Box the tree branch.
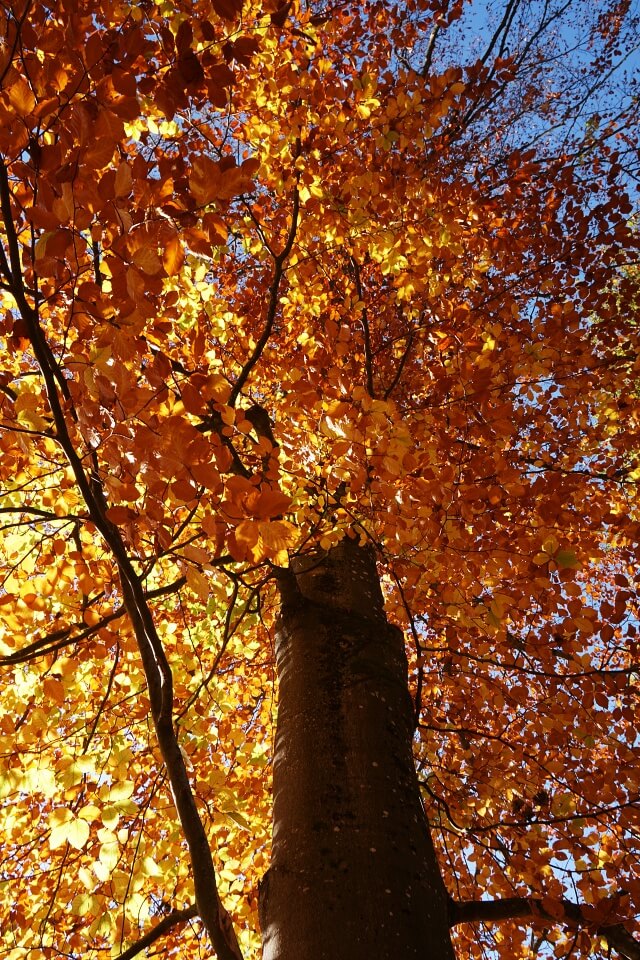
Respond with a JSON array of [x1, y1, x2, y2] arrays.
[[0, 158, 243, 960], [115, 905, 199, 960], [0, 577, 186, 666], [383, 330, 413, 400], [349, 255, 375, 398], [229, 184, 299, 406], [420, 23, 439, 78], [451, 896, 640, 960]]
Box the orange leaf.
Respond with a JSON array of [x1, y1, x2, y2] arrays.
[[43, 677, 65, 705], [203, 213, 229, 245], [132, 246, 163, 275], [7, 78, 35, 115], [106, 506, 137, 524], [259, 519, 297, 559], [252, 489, 291, 519], [83, 137, 116, 170], [163, 236, 184, 275], [190, 460, 222, 491], [114, 160, 132, 198], [235, 518, 260, 548], [211, 0, 243, 20], [171, 479, 198, 502], [190, 156, 255, 205], [186, 565, 210, 601]]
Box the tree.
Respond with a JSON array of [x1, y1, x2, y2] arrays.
[[0, 0, 639, 958]]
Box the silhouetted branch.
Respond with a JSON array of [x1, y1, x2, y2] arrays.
[[451, 895, 640, 960], [115, 905, 199, 960], [0, 578, 187, 666]]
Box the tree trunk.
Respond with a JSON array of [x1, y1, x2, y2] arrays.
[[259, 538, 455, 960]]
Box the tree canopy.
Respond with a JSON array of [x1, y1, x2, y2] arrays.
[[0, 0, 639, 958]]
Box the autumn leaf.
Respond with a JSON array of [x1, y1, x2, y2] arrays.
[[49, 810, 90, 850], [555, 548, 581, 570], [7, 77, 35, 115], [251, 489, 291, 519], [106, 506, 138, 524], [211, 0, 244, 21], [132, 246, 163, 275], [189, 157, 258, 205], [163, 235, 184, 275]]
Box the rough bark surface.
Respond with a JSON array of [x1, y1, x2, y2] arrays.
[[259, 538, 455, 960]]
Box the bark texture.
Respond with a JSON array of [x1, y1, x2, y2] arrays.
[[260, 537, 455, 960]]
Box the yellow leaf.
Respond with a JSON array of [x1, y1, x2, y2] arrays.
[[532, 551, 550, 565], [71, 893, 98, 917], [101, 807, 119, 831], [102, 781, 135, 802], [93, 858, 111, 882], [49, 809, 72, 849], [98, 841, 119, 871], [17, 407, 49, 431], [225, 810, 250, 830], [141, 856, 163, 878], [66, 821, 90, 854]]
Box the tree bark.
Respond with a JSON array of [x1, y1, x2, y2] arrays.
[[259, 537, 455, 960]]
